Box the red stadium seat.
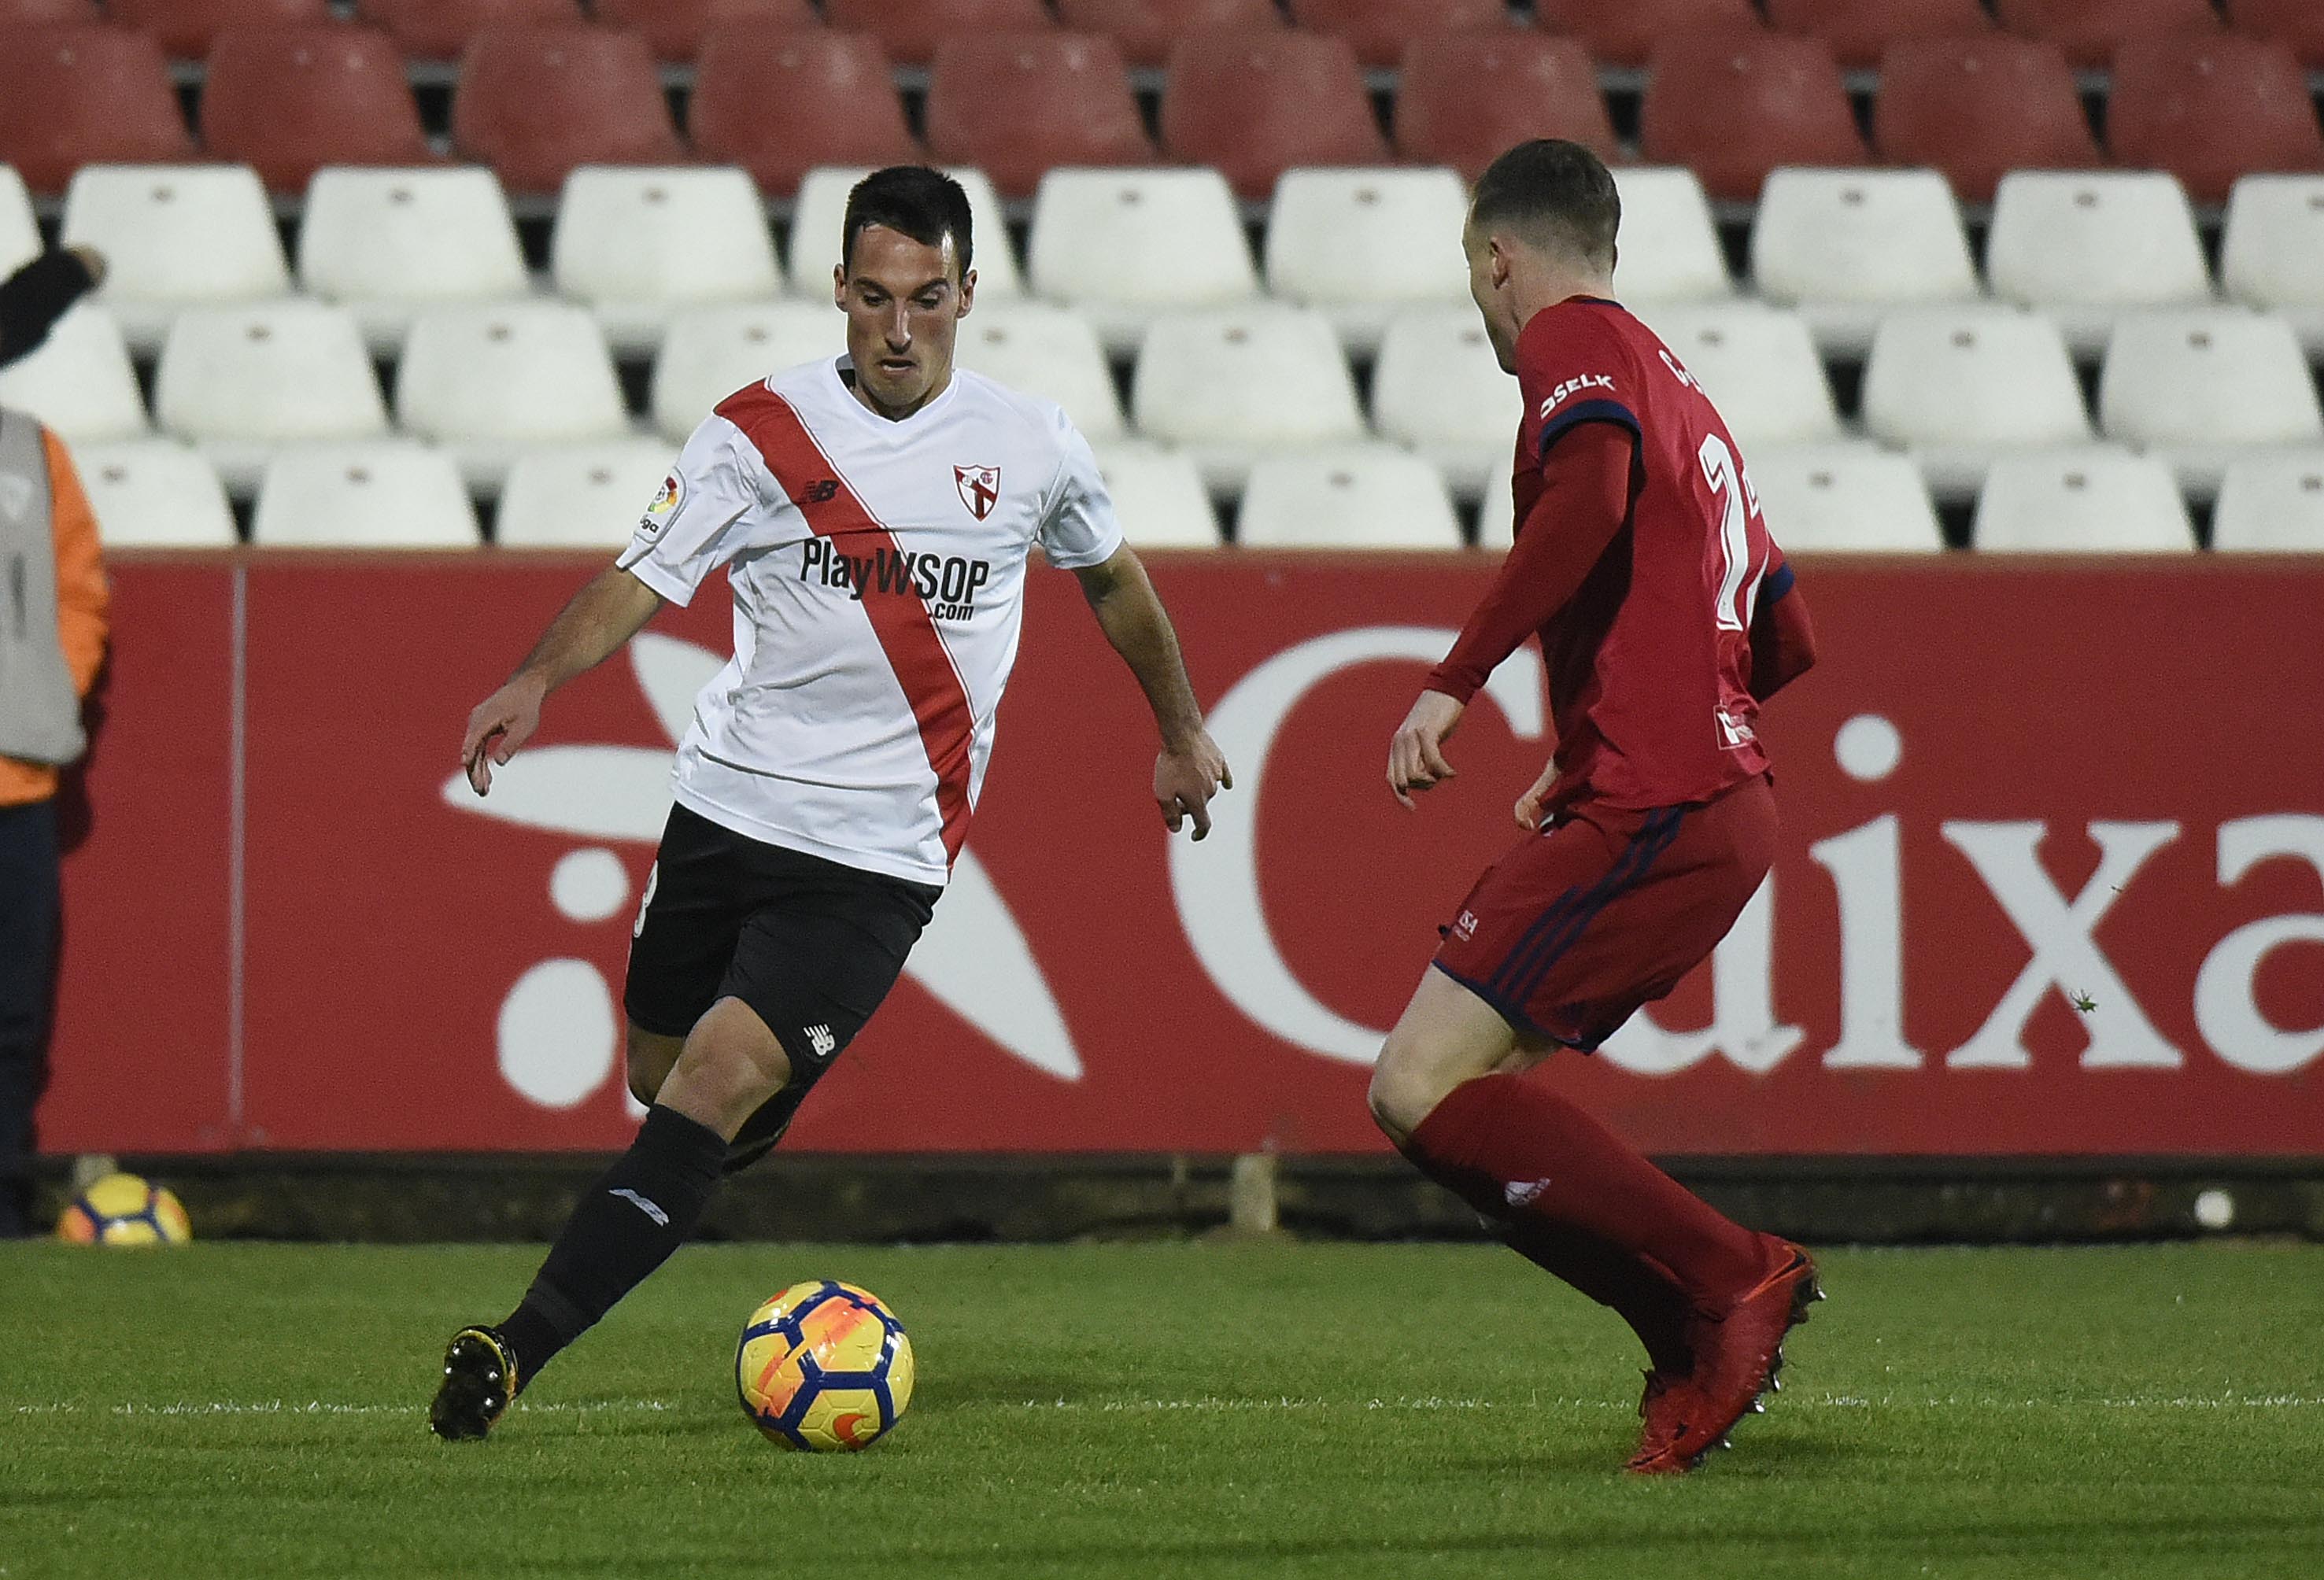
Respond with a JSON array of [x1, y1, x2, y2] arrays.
[[355, 0, 576, 62], [1640, 35, 1868, 203], [1287, 0, 1510, 70], [0, 24, 193, 194], [2108, 35, 2324, 205], [925, 34, 1152, 200], [690, 29, 919, 198], [1054, 0, 1280, 71], [821, 0, 1052, 68], [1160, 31, 1391, 201], [1873, 36, 2100, 205], [1534, 0, 1761, 70], [202, 25, 431, 194], [107, 0, 330, 59], [450, 25, 682, 196], [2226, 0, 2324, 70], [0, 1, 97, 22], [1764, 0, 1993, 69], [1395, 33, 1619, 183], [1991, 0, 2219, 68], [593, 0, 815, 63]]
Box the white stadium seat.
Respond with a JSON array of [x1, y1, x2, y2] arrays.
[[154, 301, 390, 493], [1029, 167, 1258, 356], [0, 305, 148, 444], [1131, 306, 1365, 494], [1237, 446, 1463, 549], [298, 167, 530, 354], [0, 166, 36, 277], [397, 302, 631, 491], [2098, 311, 2324, 499], [252, 444, 482, 547], [955, 303, 1125, 441], [61, 164, 290, 353], [1637, 305, 1841, 449], [1748, 445, 1945, 552], [1861, 308, 2093, 501], [1750, 167, 1981, 356], [495, 441, 676, 548], [71, 440, 237, 547], [2222, 175, 2324, 355], [1092, 441, 1221, 548], [2211, 452, 2324, 551], [552, 165, 782, 355], [1369, 305, 1517, 500], [789, 166, 1019, 297], [651, 302, 844, 441], [1972, 448, 2196, 552], [1265, 166, 1469, 356], [1986, 172, 2211, 354], [1608, 167, 1732, 306], [1477, 463, 1515, 548]]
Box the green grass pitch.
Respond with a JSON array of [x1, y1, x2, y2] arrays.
[[4, 1240, 2321, 1578]]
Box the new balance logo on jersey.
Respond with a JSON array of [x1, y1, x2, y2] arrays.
[[1537, 372, 1615, 420], [799, 478, 841, 504], [608, 1187, 670, 1227], [800, 539, 992, 622], [1716, 707, 1758, 748], [953, 463, 1001, 520], [1453, 910, 1480, 942], [804, 1024, 837, 1059]]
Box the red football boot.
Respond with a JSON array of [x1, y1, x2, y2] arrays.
[[1626, 1368, 1710, 1475], [1633, 1236, 1821, 1474]]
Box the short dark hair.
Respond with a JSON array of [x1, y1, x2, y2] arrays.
[[842, 165, 974, 280], [1469, 139, 1620, 273]]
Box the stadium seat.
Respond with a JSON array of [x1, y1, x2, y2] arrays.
[[595, 0, 815, 62], [1393, 33, 1620, 185], [251, 443, 482, 546], [822, 0, 1053, 68], [1055, 0, 1281, 70], [1985, 172, 2211, 354], [1971, 449, 2196, 551], [789, 166, 1019, 297], [2228, 0, 2324, 69], [1748, 444, 1946, 550], [651, 303, 844, 441], [1131, 306, 1365, 493], [955, 304, 1126, 442], [298, 167, 530, 353], [1287, 0, 1510, 69], [1641, 35, 1868, 203], [71, 440, 236, 546], [1027, 167, 1254, 355], [2105, 36, 2324, 207], [691, 31, 918, 198], [924, 34, 1153, 201], [396, 301, 630, 490], [1533, 0, 1763, 70], [1764, 0, 1993, 69], [1265, 168, 1469, 356], [109, 0, 330, 57], [450, 26, 683, 196], [1631, 305, 1842, 449], [2222, 175, 2324, 353], [1160, 31, 1390, 201], [1749, 168, 1981, 356], [0, 25, 194, 194], [1872, 36, 2099, 206], [60, 164, 290, 353], [153, 301, 390, 493], [2211, 452, 2324, 550], [494, 440, 674, 546], [1476, 465, 1517, 548], [1862, 308, 2091, 501], [200, 24, 432, 195], [0, 305, 147, 443], [0, 167, 35, 277], [1238, 447, 1463, 549], [1369, 305, 1518, 500], [550, 166, 782, 355], [2097, 310, 2324, 497], [355, 0, 575, 62], [1990, 0, 2219, 68], [1091, 441, 1222, 547], [1606, 168, 1734, 305]]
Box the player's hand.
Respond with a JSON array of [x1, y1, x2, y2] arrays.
[[461, 675, 548, 796], [1513, 759, 1559, 831], [1155, 731, 1232, 841], [1387, 690, 1464, 810]]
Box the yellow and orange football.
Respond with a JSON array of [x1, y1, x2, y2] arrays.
[[54, 1172, 192, 1246], [735, 1280, 914, 1451]]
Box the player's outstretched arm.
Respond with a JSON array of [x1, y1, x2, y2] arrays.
[[462, 565, 665, 796], [1071, 545, 1232, 840]]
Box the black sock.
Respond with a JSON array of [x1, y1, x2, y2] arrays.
[[498, 1105, 726, 1384]]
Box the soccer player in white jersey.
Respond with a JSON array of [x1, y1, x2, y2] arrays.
[[429, 168, 1230, 1440]]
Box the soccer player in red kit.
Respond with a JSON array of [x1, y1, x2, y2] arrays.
[[1371, 140, 1823, 1475]]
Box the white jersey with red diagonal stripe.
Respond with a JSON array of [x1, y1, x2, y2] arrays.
[[615, 356, 1124, 886]]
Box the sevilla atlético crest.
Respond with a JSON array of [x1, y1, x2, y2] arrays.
[[953, 463, 1001, 521]]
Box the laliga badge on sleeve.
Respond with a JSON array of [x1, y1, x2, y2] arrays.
[[639, 471, 685, 537]]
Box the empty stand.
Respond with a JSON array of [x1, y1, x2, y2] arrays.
[[396, 301, 630, 490], [651, 303, 844, 441], [252, 444, 482, 546], [692, 31, 918, 198], [72, 440, 236, 546], [1633, 305, 1842, 449], [0, 25, 193, 194], [1132, 306, 1364, 493], [955, 304, 1126, 441], [495, 441, 677, 546], [1238, 447, 1464, 548], [1092, 441, 1222, 546], [450, 26, 682, 196], [1028, 167, 1254, 354], [2098, 310, 2324, 497], [1872, 36, 2098, 206], [1750, 168, 1981, 356], [200, 24, 432, 194], [1764, 0, 1993, 69], [2211, 452, 2324, 550], [1749, 445, 1947, 552], [551, 166, 781, 354], [1393, 33, 1618, 184], [154, 301, 390, 492], [1991, 0, 2220, 68], [1160, 31, 1390, 201], [0, 305, 147, 443], [61, 164, 290, 352], [355, 1, 575, 62], [109, 0, 330, 58], [789, 166, 1019, 296], [1985, 171, 2212, 353], [1641, 35, 1867, 203], [1287, 0, 1509, 69], [594, 0, 815, 61], [298, 166, 528, 352], [1861, 308, 2093, 500], [2106, 35, 2324, 206], [1533, 0, 1763, 70], [1369, 306, 1518, 500], [1055, 0, 1280, 69], [1476, 465, 1516, 548], [2228, 0, 2324, 69], [1265, 168, 1469, 355], [1606, 168, 1734, 305], [2222, 175, 2324, 352], [0, 167, 35, 277], [924, 34, 1153, 201], [1972, 449, 2196, 551], [822, 0, 1053, 68]]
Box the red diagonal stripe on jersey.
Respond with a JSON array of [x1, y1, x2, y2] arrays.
[[714, 382, 975, 864]]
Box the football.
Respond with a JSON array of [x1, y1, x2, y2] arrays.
[[735, 1280, 914, 1452], [54, 1172, 192, 1247]]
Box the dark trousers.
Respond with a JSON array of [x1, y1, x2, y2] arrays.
[[0, 796, 59, 1238]]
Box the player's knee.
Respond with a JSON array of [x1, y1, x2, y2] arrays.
[[661, 1000, 794, 1136], [1366, 1040, 1445, 1148]]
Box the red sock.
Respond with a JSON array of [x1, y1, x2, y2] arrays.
[[1500, 1216, 1694, 1376], [1407, 1064, 1767, 1312]]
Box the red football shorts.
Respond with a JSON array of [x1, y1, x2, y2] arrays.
[[1433, 773, 1778, 1050]]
